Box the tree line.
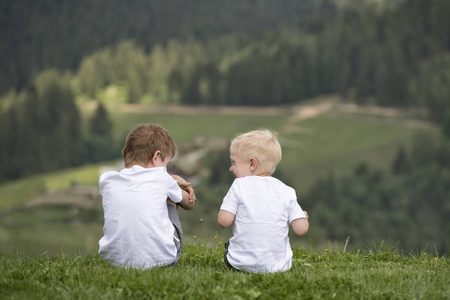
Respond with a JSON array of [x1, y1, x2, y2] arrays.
[[0, 0, 334, 95], [3, 0, 449, 126], [1, 0, 450, 181], [0, 71, 117, 182], [57, 0, 450, 127]]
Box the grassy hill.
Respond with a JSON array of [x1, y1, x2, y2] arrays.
[[1, 242, 448, 299], [0, 98, 439, 255]]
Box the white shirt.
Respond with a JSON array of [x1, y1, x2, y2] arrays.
[[220, 176, 306, 273], [98, 165, 182, 268]]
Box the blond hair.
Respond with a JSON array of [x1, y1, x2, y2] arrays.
[[230, 129, 282, 175], [122, 124, 176, 167]]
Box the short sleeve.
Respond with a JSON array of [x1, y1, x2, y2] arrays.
[[287, 192, 306, 223], [99, 171, 114, 194], [220, 180, 239, 214], [166, 174, 183, 203]]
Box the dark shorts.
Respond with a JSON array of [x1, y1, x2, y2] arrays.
[[167, 203, 183, 261], [223, 242, 242, 272]]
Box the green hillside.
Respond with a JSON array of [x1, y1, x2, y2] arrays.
[[0, 99, 439, 255]]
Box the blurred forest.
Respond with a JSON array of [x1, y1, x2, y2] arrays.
[[2, 0, 450, 181], [0, 0, 335, 93], [303, 137, 450, 253], [1, 0, 450, 253]]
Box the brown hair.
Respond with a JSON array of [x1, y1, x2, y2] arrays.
[[122, 124, 176, 167]]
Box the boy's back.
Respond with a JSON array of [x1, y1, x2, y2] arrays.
[[98, 123, 196, 269], [221, 176, 306, 273], [99, 165, 183, 268]]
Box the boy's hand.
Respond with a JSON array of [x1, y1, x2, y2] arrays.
[[172, 175, 196, 203], [182, 184, 196, 203]]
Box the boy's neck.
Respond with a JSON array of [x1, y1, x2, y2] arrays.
[[125, 162, 155, 169], [251, 171, 272, 177]]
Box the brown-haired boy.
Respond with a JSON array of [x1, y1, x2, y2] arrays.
[[99, 124, 196, 268]]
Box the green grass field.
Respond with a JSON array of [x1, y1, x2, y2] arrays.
[[1, 242, 448, 299], [0, 101, 440, 256]]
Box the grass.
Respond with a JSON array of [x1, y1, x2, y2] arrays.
[[279, 116, 434, 192], [1, 242, 448, 299], [111, 110, 288, 143]]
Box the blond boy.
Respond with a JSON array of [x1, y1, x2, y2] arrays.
[[218, 129, 308, 273], [99, 124, 195, 268]]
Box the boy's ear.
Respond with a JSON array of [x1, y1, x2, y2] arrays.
[[249, 157, 258, 172], [151, 150, 161, 165]]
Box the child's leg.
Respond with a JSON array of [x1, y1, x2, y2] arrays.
[[223, 242, 241, 272], [167, 202, 183, 261]]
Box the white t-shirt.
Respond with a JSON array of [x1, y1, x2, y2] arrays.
[[220, 176, 306, 273], [98, 165, 183, 268]]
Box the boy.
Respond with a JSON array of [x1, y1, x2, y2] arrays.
[[218, 129, 309, 273], [98, 123, 196, 268]]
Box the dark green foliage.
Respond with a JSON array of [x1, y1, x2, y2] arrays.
[[303, 134, 450, 254], [85, 102, 118, 163], [3, 0, 450, 125], [411, 54, 450, 125], [392, 146, 411, 175], [206, 152, 235, 186], [89, 103, 112, 136], [0, 0, 335, 95], [1, 0, 156, 93], [0, 82, 120, 181], [84, 135, 118, 164], [72, 0, 449, 122], [443, 111, 450, 139], [0, 70, 84, 180]]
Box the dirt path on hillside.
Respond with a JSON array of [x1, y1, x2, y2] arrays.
[[120, 97, 433, 130], [283, 100, 336, 132], [121, 103, 290, 116]]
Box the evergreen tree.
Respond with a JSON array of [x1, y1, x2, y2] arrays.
[[33, 70, 85, 170], [443, 111, 450, 139], [89, 102, 112, 136], [392, 146, 411, 175], [0, 70, 85, 181], [86, 102, 117, 163]]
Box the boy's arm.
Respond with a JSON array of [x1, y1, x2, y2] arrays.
[[177, 189, 195, 210], [291, 211, 309, 236], [218, 210, 235, 228], [171, 174, 196, 210]]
